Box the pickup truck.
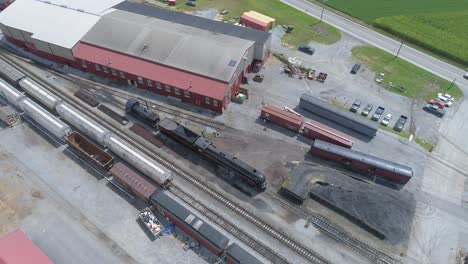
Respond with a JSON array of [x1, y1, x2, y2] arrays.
[[393, 115, 407, 132], [371, 106, 385, 121]]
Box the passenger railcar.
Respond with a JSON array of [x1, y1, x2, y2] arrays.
[[19, 78, 62, 110], [105, 135, 173, 187], [19, 97, 72, 139], [302, 121, 353, 149], [125, 99, 159, 127], [110, 162, 159, 202], [310, 139, 413, 186], [226, 243, 264, 264], [151, 191, 229, 255]]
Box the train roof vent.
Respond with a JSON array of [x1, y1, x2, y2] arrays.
[[193, 220, 204, 230], [185, 214, 196, 224]]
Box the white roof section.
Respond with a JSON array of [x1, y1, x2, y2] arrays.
[[82, 10, 255, 82], [0, 0, 109, 49], [33, 0, 123, 15]]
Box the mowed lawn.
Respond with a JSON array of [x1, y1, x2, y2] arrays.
[[320, 0, 468, 67], [165, 0, 341, 46], [352, 46, 463, 100]]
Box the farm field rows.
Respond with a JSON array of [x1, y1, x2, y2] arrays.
[[319, 0, 468, 67]]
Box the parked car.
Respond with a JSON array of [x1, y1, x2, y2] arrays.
[[349, 99, 361, 113], [350, 64, 361, 74], [298, 45, 315, 55], [371, 106, 385, 121], [423, 103, 445, 117], [394, 115, 407, 132], [436, 93, 453, 107], [381, 114, 392, 126], [463, 73, 468, 80], [361, 104, 373, 116], [186, 1, 196, 6], [428, 99, 446, 109]]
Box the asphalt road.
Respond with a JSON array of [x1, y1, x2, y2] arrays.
[[281, 0, 468, 92]]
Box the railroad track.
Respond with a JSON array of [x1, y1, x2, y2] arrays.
[[170, 185, 290, 264], [263, 191, 401, 264], [0, 51, 329, 264], [54, 72, 228, 131]]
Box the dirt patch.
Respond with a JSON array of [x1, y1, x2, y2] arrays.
[[419, 80, 441, 99], [311, 25, 329, 35], [0, 179, 28, 235]]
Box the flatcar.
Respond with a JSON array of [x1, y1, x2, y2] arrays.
[[310, 139, 413, 186], [125, 99, 159, 127], [158, 117, 266, 191], [226, 243, 264, 264], [151, 191, 229, 255], [105, 135, 172, 187], [19, 78, 62, 110], [65, 131, 113, 170]]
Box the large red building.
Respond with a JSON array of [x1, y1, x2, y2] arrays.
[[0, 0, 272, 113]]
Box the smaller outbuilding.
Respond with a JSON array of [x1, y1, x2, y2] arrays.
[[241, 11, 275, 31]]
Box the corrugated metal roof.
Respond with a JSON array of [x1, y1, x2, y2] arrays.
[[151, 192, 229, 251], [0, 0, 101, 49], [74, 43, 228, 100], [114, 1, 271, 45], [81, 10, 254, 82], [0, 229, 54, 264], [31, 0, 124, 15], [312, 139, 413, 178]]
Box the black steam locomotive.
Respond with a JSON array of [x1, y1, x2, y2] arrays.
[[125, 99, 159, 127]]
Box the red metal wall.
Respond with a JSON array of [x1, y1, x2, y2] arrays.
[[375, 168, 410, 184]]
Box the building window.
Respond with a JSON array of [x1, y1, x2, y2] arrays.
[[137, 77, 143, 84], [205, 97, 210, 104], [111, 68, 117, 76], [103, 66, 108, 73], [81, 60, 87, 68], [165, 84, 171, 92], [147, 79, 153, 86], [156, 82, 162, 89], [119, 71, 125, 78], [94, 64, 101, 71], [184, 90, 190, 98], [174, 88, 180, 95], [213, 100, 218, 107]]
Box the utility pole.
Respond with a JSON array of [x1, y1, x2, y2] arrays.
[[320, 0, 328, 22], [448, 78, 456, 89], [395, 40, 404, 58]]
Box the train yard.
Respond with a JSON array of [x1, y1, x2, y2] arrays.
[[0, 40, 412, 264]]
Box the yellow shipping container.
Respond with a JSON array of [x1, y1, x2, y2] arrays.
[[243, 11, 276, 29]]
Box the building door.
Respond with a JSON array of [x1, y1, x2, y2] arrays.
[[195, 99, 201, 106]]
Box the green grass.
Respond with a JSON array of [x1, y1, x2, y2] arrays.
[[313, 0, 468, 67], [330, 99, 347, 110], [415, 138, 434, 152], [352, 46, 464, 100], [379, 125, 410, 138], [158, 0, 341, 46]]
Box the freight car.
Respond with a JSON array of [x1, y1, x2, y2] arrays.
[[56, 102, 110, 146], [65, 132, 113, 170], [19, 98, 72, 139], [225, 243, 264, 264], [0, 58, 25, 85], [158, 118, 266, 191], [125, 99, 159, 127], [19, 78, 62, 110], [110, 162, 159, 202], [310, 139, 413, 187], [260, 104, 304, 132], [299, 94, 378, 137], [105, 135, 172, 187], [151, 191, 229, 255], [302, 121, 353, 149], [0, 78, 25, 108]]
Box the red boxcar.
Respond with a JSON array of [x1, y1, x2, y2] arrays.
[[302, 121, 353, 149], [240, 15, 269, 31], [260, 104, 304, 132], [110, 162, 159, 202]]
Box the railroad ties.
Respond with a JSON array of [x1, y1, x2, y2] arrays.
[[263, 192, 401, 264]]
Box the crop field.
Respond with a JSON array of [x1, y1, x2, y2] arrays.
[[160, 0, 341, 46], [320, 0, 468, 67], [352, 46, 463, 100]]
